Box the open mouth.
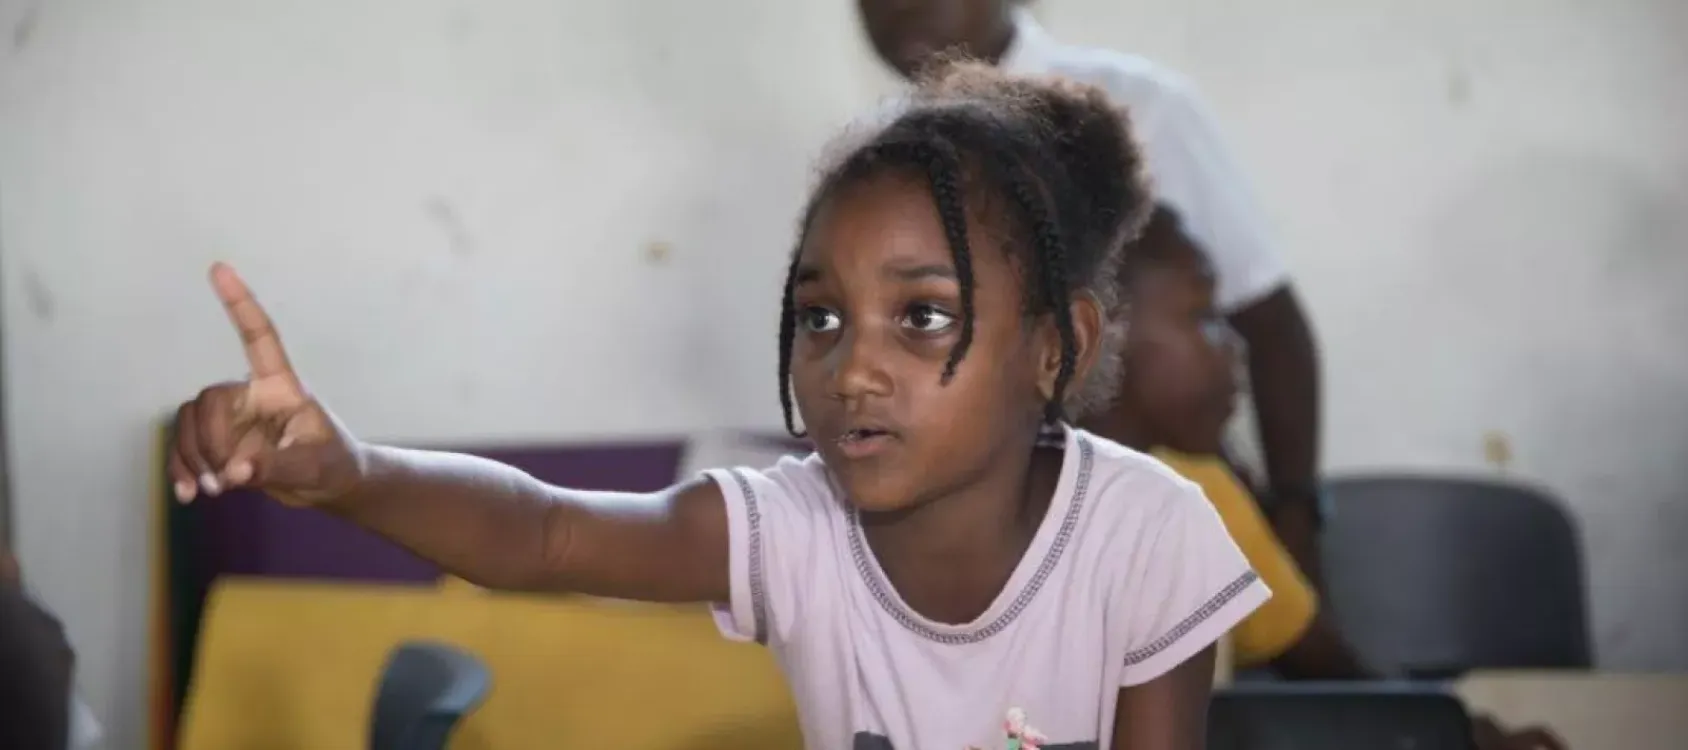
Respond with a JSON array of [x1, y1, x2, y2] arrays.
[[838, 427, 889, 442], [835, 427, 896, 459]]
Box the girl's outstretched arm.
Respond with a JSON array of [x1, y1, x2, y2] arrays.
[[337, 447, 730, 600], [167, 263, 730, 605]]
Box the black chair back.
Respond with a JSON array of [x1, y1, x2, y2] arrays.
[[1209, 684, 1474, 750], [370, 640, 491, 750], [1322, 474, 1590, 677]]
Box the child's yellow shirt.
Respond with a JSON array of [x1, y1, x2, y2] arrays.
[[1154, 450, 1318, 667]]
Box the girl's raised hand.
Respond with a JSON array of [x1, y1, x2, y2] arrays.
[[168, 263, 363, 506]]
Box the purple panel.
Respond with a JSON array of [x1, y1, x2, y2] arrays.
[[467, 441, 685, 493], [744, 433, 816, 458], [200, 490, 441, 584], [190, 440, 686, 584]]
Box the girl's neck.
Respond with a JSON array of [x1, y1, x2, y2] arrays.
[[859, 435, 1062, 624]]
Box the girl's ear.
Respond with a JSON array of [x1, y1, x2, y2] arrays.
[[1036, 291, 1105, 406]]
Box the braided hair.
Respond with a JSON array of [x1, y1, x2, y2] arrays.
[[779, 62, 1151, 436]]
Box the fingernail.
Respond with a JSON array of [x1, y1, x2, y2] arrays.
[[199, 472, 222, 496], [277, 434, 295, 450], [225, 461, 253, 485], [174, 481, 197, 503]]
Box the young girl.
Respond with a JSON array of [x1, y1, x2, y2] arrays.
[[168, 64, 1267, 750], [855, 0, 1327, 585], [1082, 207, 1564, 750], [1082, 205, 1356, 679]]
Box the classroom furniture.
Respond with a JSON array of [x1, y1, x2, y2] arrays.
[[371, 641, 491, 750], [1457, 670, 1688, 750], [175, 578, 801, 750], [1321, 474, 1590, 677], [151, 427, 687, 750], [1208, 683, 1475, 750]]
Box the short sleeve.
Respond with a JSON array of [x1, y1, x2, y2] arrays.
[[1139, 85, 1290, 312], [701, 456, 829, 647], [1117, 479, 1273, 687]]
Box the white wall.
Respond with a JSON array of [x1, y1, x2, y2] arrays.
[[2, 0, 1684, 746]]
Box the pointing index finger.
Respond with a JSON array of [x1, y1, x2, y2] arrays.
[[209, 263, 296, 380]]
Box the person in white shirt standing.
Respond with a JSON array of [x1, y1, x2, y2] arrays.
[[855, 0, 1329, 586]]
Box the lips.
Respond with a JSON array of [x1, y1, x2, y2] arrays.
[[835, 426, 898, 460]]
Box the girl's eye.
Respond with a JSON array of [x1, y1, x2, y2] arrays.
[[902, 304, 958, 333], [801, 306, 841, 333]]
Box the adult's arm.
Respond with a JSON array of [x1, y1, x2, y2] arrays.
[[1228, 286, 1324, 586], [1136, 78, 1325, 583]]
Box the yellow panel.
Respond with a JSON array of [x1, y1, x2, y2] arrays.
[[178, 578, 800, 750]]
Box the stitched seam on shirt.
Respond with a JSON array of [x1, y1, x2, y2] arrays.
[[1122, 570, 1260, 666], [847, 434, 1095, 645], [729, 469, 769, 645]]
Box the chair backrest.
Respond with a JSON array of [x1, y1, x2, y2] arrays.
[[370, 641, 491, 750], [1208, 684, 1475, 750], [1321, 475, 1591, 677]]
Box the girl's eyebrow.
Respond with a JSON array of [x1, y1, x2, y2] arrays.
[[883, 263, 956, 282], [793, 262, 958, 287], [794, 264, 823, 287]]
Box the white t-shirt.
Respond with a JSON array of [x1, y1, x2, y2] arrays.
[[704, 427, 1269, 750], [1001, 10, 1289, 312]]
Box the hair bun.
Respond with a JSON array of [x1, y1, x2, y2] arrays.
[[914, 60, 1151, 248], [1021, 77, 1152, 247]]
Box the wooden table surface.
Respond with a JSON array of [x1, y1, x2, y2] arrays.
[[1456, 671, 1688, 750]]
